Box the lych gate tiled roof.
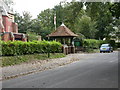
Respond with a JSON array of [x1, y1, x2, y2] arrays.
[[48, 24, 78, 37]]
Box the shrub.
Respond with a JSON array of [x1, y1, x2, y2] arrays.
[[116, 42, 120, 48], [82, 39, 117, 51], [1, 40, 62, 56], [27, 32, 39, 41], [82, 39, 105, 49], [104, 40, 116, 49]]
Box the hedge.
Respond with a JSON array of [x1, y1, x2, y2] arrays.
[[116, 42, 120, 48], [82, 39, 106, 49], [1, 40, 62, 56], [82, 39, 116, 49]]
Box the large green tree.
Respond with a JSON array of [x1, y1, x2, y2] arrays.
[[110, 2, 120, 19], [53, 1, 83, 30], [37, 9, 54, 39], [14, 11, 32, 34], [75, 15, 97, 39], [85, 2, 113, 40], [62, 1, 83, 31], [109, 2, 120, 41]]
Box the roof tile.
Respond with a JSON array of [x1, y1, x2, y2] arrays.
[[48, 24, 78, 37]]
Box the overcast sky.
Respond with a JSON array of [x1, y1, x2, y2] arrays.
[[12, 0, 117, 19], [13, 0, 73, 19]]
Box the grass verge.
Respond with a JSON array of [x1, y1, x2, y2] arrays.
[[1, 53, 66, 67]]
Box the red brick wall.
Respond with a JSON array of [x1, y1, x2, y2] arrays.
[[2, 16, 8, 32], [2, 33, 15, 42], [2, 16, 14, 32], [2, 33, 10, 41], [0, 19, 5, 33], [12, 22, 18, 33]]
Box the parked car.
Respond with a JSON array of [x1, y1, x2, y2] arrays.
[[100, 44, 113, 53]]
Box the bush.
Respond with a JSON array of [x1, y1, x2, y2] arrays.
[[104, 40, 116, 49], [115, 42, 120, 48], [27, 32, 39, 41], [1, 40, 62, 56], [82, 39, 106, 49], [82, 39, 117, 51]]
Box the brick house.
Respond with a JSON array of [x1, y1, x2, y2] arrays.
[[0, 0, 27, 41]]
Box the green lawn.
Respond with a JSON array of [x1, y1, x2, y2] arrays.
[[1, 53, 66, 67]]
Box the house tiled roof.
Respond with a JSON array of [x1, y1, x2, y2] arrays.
[[48, 23, 78, 37]]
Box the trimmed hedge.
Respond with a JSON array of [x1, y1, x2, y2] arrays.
[[82, 39, 106, 49], [1, 40, 62, 56], [82, 39, 116, 49]]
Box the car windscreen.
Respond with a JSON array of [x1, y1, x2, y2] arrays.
[[101, 44, 109, 47], [101, 46, 109, 47]]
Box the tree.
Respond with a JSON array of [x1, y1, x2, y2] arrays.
[[22, 11, 32, 33], [85, 2, 101, 21], [111, 19, 120, 42], [30, 19, 41, 34], [85, 2, 113, 40], [62, 1, 83, 31], [14, 11, 32, 34], [75, 15, 97, 39], [53, 1, 83, 31], [104, 24, 115, 40], [110, 2, 120, 19], [109, 2, 120, 41], [37, 9, 54, 39], [14, 12, 24, 32]]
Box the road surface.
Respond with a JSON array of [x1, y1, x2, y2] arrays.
[[2, 51, 119, 88]]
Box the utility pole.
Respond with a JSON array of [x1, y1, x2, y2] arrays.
[[54, 13, 56, 30]]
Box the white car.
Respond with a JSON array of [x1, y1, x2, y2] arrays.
[[100, 44, 113, 53]]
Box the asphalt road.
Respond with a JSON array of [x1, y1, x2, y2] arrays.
[[2, 51, 119, 88]]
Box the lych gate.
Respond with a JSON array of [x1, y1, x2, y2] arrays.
[[47, 23, 78, 54]]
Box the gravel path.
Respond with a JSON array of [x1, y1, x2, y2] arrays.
[[1, 53, 97, 80]]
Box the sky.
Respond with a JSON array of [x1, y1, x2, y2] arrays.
[[12, 0, 117, 19], [13, 0, 73, 19]]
